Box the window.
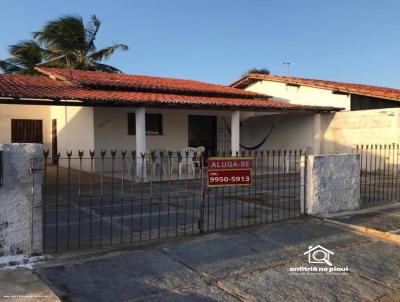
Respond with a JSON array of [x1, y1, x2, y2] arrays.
[[128, 113, 135, 135], [11, 119, 43, 143], [145, 113, 163, 135], [128, 113, 163, 135]]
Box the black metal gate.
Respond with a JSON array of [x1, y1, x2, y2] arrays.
[[355, 144, 400, 206], [32, 150, 304, 253]]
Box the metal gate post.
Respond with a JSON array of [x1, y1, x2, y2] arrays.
[[30, 158, 35, 254], [300, 153, 307, 215], [199, 152, 205, 233], [30, 154, 45, 255]]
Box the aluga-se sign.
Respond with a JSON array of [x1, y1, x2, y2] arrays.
[[207, 157, 253, 187]]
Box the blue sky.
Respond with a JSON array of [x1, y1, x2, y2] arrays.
[[1, 0, 399, 87]]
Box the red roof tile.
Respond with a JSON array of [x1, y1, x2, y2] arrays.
[[36, 67, 266, 99], [231, 74, 400, 101], [0, 74, 341, 112]]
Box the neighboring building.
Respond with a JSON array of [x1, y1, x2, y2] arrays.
[[231, 74, 400, 111], [231, 73, 400, 154]]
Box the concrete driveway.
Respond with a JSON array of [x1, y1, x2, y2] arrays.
[[32, 212, 400, 302]]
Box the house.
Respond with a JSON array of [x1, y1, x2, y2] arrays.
[[2, 68, 400, 165], [0, 69, 396, 255], [0, 68, 339, 174], [231, 73, 400, 153], [231, 73, 400, 111]]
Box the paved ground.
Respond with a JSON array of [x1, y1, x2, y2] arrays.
[[0, 269, 60, 302], [31, 213, 400, 302], [333, 206, 400, 234]]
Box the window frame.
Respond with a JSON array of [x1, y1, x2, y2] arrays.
[[128, 113, 163, 136], [11, 119, 43, 143]]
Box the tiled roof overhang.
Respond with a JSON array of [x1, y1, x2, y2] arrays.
[[231, 73, 400, 102], [36, 67, 269, 99], [0, 70, 342, 112]]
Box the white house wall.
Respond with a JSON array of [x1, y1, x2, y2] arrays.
[[94, 107, 185, 152], [52, 105, 400, 155], [241, 113, 319, 154], [93, 107, 232, 152], [0, 104, 51, 150], [92, 108, 233, 173], [245, 80, 351, 111], [322, 108, 400, 154], [51, 106, 95, 170]]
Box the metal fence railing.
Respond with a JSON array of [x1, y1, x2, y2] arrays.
[[32, 149, 305, 253], [0, 150, 3, 187], [204, 150, 304, 233], [355, 144, 400, 206]]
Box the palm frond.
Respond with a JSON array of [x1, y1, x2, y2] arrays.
[[89, 62, 123, 73], [88, 44, 128, 62], [0, 59, 21, 74], [9, 40, 44, 61], [85, 15, 101, 52], [34, 14, 87, 54], [7, 40, 44, 73]]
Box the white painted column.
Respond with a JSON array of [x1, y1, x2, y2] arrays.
[[313, 113, 322, 155], [231, 111, 240, 156], [136, 107, 147, 178]]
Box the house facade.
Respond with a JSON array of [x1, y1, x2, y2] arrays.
[[3, 69, 400, 167], [231, 74, 400, 111], [0, 68, 339, 175], [231, 73, 400, 154]]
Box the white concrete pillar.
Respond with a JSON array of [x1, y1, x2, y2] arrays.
[[313, 113, 322, 155], [305, 154, 361, 216], [231, 111, 240, 155], [0, 144, 43, 255], [136, 107, 147, 178]]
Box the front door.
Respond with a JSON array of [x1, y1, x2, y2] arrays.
[[188, 115, 217, 156]]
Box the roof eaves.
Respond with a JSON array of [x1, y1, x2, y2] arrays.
[[0, 91, 342, 112], [231, 74, 400, 102], [230, 75, 258, 89]]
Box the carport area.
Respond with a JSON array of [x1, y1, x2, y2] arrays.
[[30, 213, 400, 302]]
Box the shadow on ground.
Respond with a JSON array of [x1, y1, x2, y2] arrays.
[[35, 216, 400, 302]]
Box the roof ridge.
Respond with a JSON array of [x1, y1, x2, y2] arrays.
[[254, 74, 400, 91], [36, 67, 227, 86], [35, 67, 270, 99]]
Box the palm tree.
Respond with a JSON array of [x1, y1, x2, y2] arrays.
[[0, 40, 46, 75], [242, 68, 270, 77], [0, 14, 128, 74]]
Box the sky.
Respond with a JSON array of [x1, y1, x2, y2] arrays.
[[1, 0, 400, 87]]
